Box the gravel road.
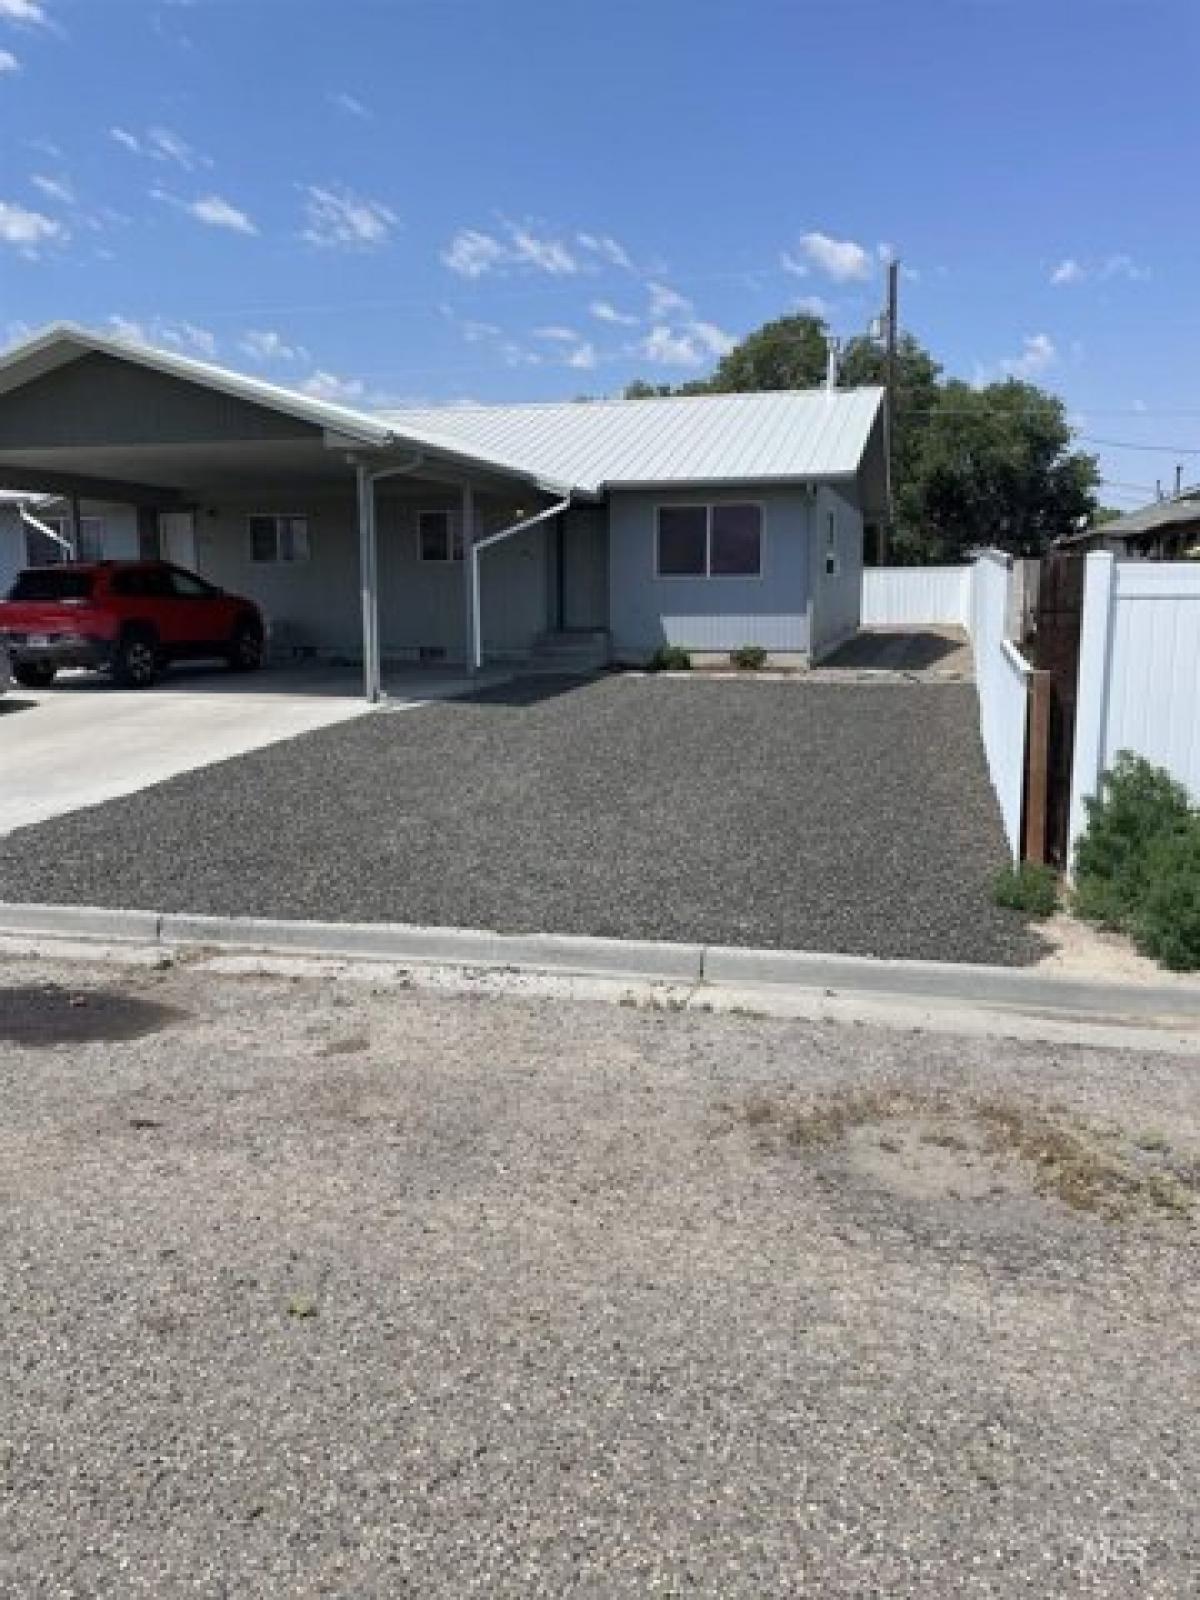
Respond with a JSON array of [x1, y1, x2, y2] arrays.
[[0, 676, 1042, 965], [1, 955, 1195, 1596]]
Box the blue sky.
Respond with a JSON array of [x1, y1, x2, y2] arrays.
[[1, 0, 1197, 507]]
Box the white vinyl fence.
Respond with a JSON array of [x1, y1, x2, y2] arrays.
[[969, 551, 1031, 860], [863, 554, 1033, 857], [860, 564, 971, 627], [1068, 553, 1200, 861]]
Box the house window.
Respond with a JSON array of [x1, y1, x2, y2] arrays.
[[418, 509, 463, 563], [25, 515, 104, 566], [825, 511, 839, 577], [249, 514, 309, 563], [655, 503, 762, 578]]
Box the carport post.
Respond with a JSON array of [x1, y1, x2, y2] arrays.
[[356, 464, 382, 703], [462, 483, 479, 673]]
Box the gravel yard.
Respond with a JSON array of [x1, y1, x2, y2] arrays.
[[1, 957, 1196, 1596], [0, 676, 1041, 965]]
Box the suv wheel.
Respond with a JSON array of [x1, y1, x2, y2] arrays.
[[113, 629, 161, 689], [227, 619, 264, 673], [12, 661, 56, 689]]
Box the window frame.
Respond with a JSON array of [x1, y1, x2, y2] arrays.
[[653, 501, 764, 581], [247, 512, 310, 565], [416, 508, 463, 564]]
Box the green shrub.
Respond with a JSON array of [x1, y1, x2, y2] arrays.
[[1074, 752, 1191, 927], [1131, 823, 1200, 971], [992, 862, 1059, 918], [730, 644, 768, 671], [647, 644, 692, 671]]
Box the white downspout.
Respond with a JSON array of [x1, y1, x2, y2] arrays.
[[467, 496, 571, 672]]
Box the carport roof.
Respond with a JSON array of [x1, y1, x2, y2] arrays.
[[1, 324, 884, 500]]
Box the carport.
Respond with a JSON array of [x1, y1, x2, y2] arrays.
[[0, 325, 574, 700]]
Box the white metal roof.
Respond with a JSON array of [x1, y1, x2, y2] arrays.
[[1, 325, 884, 499], [376, 388, 884, 494]]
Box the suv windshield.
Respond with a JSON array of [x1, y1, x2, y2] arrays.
[[7, 569, 96, 602]]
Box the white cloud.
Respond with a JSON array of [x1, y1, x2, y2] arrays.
[[30, 172, 72, 204], [109, 124, 207, 170], [105, 315, 216, 356], [1099, 253, 1149, 282], [1001, 332, 1057, 379], [0, 198, 65, 252], [1050, 257, 1084, 286], [533, 325, 578, 342], [577, 231, 633, 271], [589, 299, 639, 326], [507, 225, 576, 275], [329, 90, 370, 118], [1050, 253, 1148, 286], [302, 184, 396, 248], [442, 228, 506, 278], [441, 220, 578, 278], [239, 328, 307, 363], [794, 294, 831, 316], [686, 319, 735, 358], [0, 48, 19, 70], [301, 369, 366, 403], [783, 231, 873, 283], [646, 280, 692, 317], [566, 341, 597, 370], [187, 194, 257, 234], [0, 1, 48, 26], [639, 319, 733, 368]]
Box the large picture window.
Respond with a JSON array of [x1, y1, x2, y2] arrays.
[[655, 503, 762, 578]]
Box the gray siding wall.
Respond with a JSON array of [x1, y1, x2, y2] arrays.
[[194, 489, 548, 661], [0, 500, 138, 595], [607, 487, 811, 660], [0, 354, 319, 449], [809, 485, 864, 659]]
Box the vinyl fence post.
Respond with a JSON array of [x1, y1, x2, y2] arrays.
[[1066, 552, 1115, 873]]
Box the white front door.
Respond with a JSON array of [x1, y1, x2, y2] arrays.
[[158, 511, 197, 570]]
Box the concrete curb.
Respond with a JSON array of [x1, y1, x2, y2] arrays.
[[702, 945, 1200, 1021], [1, 901, 1198, 1025], [159, 913, 704, 982]]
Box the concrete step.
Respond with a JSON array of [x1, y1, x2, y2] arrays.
[[529, 630, 610, 673]]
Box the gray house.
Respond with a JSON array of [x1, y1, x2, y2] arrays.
[[0, 324, 887, 696]]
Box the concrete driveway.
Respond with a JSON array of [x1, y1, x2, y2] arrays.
[[0, 662, 503, 834]]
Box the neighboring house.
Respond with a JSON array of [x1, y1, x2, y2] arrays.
[[0, 490, 140, 596], [0, 324, 887, 696], [1060, 492, 1200, 561]]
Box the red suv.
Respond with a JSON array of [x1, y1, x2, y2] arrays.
[[0, 561, 265, 689]]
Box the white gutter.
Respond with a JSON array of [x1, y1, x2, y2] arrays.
[[468, 496, 571, 672], [18, 503, 74, 559]]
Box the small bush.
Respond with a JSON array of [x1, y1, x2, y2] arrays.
[[647, 644, 692, 671], [1073, 752, 1200, 971], [730, 644, 768, 671], [1131, 824, 1200, 971], [1074, 752, 1191, 927], [992, 862, 1059, 918]]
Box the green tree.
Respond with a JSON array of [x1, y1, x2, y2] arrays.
[[624, 313, 829, 400], [897, 379, 1098, 561]]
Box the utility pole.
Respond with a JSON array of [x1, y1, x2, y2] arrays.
[[881, 257, 899, 565]]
